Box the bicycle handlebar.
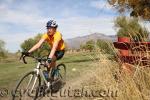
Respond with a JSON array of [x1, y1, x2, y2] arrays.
[[20, 52, 47, 64]]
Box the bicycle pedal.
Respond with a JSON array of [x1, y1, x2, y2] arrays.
[[37, 85, 47, 96], [45, 88, 50, 93]]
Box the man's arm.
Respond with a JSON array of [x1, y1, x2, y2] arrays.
[[28, 38, 45, 53], [48, 41, 59, 58]]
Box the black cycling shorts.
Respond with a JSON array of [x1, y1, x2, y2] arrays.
[[54, 50, 65, 60]]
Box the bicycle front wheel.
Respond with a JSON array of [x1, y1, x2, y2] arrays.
[[12, 71, 41, 100], [56, 63, 66, 81]]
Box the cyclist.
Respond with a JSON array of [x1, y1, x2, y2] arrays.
[[24, 20, 65, 74]]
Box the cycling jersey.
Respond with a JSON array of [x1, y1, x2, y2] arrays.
[[42, 31, 65, 50]]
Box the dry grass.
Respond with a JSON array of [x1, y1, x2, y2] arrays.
[[56, 35, 150, 100], [79, 41, 150, 100]]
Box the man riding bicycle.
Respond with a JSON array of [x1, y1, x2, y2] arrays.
[[23, 20, 65, 76]]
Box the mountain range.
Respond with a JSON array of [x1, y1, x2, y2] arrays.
[[65, 33, 117, 49]]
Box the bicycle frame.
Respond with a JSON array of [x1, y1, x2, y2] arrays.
[[33, 62, 51, 89]]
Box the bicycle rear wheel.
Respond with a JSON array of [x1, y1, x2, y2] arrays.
[[51, 63, 66, 93], [12, 71, 41, 100]]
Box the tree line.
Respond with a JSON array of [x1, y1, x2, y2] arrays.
[[80, 39, 114, 55]]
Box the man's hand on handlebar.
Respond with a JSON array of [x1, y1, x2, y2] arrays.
[[22, 51, 31, 56], [47, 58, 52, 63], [20, 51, 31, 64], [46, 58, 52, 67]]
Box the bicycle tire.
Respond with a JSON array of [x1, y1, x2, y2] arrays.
[[51, 63, 66, 93], [56, 63, 66, 81], [12, 71, 41, 100]]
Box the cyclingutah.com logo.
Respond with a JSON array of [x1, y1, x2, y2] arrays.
[[1, 87, 118, 99]]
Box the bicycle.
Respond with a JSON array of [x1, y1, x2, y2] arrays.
[[12, 52, 66, 100]]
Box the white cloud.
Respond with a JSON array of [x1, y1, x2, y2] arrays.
[[0, 4, 7, 10], [145, 23, 150, 32], [90, 0, 112, 11], [0, 8, 44, 29], [0, 3, 47, 52], [5, 0, 16, 3], [138, 19, 150, 33], [0, 0, 47, 32], [0, 8, 46, 52], [58, 16, 116, 39]]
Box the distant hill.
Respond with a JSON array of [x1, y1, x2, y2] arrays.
[[65, 33, 117, 49]]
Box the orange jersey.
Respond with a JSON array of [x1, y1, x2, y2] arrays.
[[42, 31, 65, 50]]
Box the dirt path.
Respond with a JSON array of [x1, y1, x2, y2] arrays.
[[40, 66, 96, 100]]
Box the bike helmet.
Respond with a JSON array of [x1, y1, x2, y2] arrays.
[[46, 20, 58, 28]]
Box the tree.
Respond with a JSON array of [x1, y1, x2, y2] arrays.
[[0, 40, 7, 59], [96, 39, 114, 55], [115, 16, 149, 41], [20, 34, 50, 57], [108, 0, 150, 20], [80, 40, 95, 51]]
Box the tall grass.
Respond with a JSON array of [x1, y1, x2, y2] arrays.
[[80, 40, 150, 100]]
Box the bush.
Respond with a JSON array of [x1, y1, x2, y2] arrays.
[[96, 39, 114, 55], [115, 16, 149, 42]]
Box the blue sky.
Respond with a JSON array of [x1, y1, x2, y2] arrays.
[[0, 0, 149, 52]]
